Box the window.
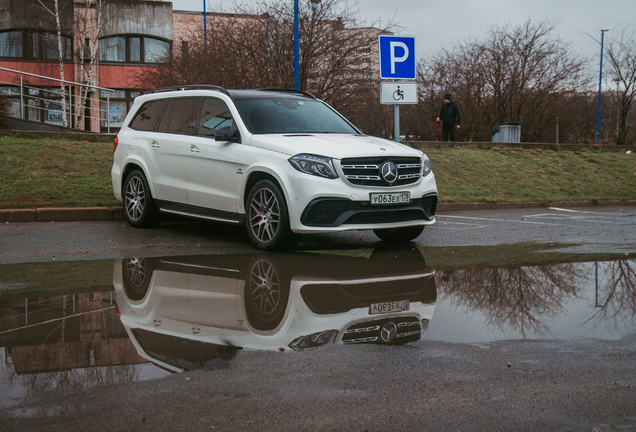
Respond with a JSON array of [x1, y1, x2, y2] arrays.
[[101, 90, 145, 132], [0, 30, 71, 60], [198, 98, 233, 137], [39, 33, 72, 60], [167, 98, 201, 134], [99, 36, 126, 62], [144, 37, 170, 63], [99, 35, 170, 63], [128, 99, 167, 131], [0, 31, 23, 58]]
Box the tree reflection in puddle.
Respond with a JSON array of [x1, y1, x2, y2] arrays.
[[431, 259, 636, 342]]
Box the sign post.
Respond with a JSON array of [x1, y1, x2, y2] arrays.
[[379, 36, 417, 142]]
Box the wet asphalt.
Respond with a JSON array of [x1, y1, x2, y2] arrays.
[[0, 206, 635, 431]]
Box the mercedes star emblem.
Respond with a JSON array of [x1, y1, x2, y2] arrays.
[[380, 161, 398, 183], [381, 322, 398, 342]]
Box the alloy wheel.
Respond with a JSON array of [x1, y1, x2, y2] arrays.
[[248, 187, 281, 243]]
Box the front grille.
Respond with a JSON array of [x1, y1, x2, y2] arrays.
[[341, 316, 422, 345], [341, 156, 422, 187]]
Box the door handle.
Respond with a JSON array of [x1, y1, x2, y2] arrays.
[[190, 145, 200, 153], [151, 141, 160, 148]]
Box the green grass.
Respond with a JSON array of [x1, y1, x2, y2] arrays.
[[0, 135, 120, 209], [0, 135, 634, 209], [422, 146, 636, 203]]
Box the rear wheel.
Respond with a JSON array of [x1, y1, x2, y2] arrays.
[[122, 258, 155, 301], [373, 226, 424, 242], [245, 180, 295, 250], [123, 170, 161, 227]]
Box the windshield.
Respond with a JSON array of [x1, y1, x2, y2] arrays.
[[234, 96, 360, 135]]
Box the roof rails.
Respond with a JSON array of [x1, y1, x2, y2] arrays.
[[260, 88, 317, 99], [146, 85, 231, 97]]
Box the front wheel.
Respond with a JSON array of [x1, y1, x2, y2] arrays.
[[245, 180, 295, 250], [373, 226, 424, 242]]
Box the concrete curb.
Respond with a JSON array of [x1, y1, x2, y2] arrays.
[[1, 200, 635, 223], [437, 200, 636, 211], [0, 207, 126, 223]]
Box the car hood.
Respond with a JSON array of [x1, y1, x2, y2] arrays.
[[248, 134, 423, 160]]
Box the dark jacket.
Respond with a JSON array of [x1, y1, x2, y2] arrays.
[[439, 101, 461, 126]]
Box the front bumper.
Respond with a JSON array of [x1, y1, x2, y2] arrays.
[[300, 193, 437, 227]]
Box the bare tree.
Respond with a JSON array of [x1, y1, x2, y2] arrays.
[[604, 27, 636, 144], [139, 0, 395, 135], [416, 19, 590, 142], [73, 0, 110, 130], [35, 0, 74, 128]]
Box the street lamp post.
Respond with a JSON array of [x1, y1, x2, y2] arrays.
[[596, 29, 609, 145], [294, 0, 320, 90]]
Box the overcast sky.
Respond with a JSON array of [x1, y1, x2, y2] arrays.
[[168, 0, 635, 62]]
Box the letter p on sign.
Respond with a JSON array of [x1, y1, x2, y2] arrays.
[[379, 36, 416, 80], [389, 41, 409, 74]]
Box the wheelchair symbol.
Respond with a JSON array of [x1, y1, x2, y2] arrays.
[[393, 86, 404, 101]]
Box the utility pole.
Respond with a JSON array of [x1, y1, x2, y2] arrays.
[[596, 29, 609, 145]]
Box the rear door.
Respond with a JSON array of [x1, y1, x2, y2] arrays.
[[147, 97, 202, 204]]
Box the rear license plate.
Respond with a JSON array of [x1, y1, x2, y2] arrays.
[[370, 192, 410, 205], [369, 300, 410, 315]]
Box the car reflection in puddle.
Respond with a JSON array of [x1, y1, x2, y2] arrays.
[[1, 248, 634, 408], [114, 246, 437, 372]]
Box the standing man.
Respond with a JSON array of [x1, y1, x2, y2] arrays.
[[437, 93, 461, 142]]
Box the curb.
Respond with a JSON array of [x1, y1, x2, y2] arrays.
[[437, 200, 636, 211], [0, 207, 126, 223], [1, 201, 635, 223]]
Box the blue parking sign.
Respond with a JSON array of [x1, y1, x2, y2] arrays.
[[379, 36, 416, 80]]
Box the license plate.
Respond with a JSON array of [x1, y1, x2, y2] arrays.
[[369, 192, 410, 205], [369, 300, 410, 315]]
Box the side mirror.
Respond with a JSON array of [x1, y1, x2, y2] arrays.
[[215, 123, 241, 143]]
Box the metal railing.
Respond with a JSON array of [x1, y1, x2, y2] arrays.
[[0, 66, 116, 133]]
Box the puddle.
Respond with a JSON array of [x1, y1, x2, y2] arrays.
[[1, 245, 634, 408]]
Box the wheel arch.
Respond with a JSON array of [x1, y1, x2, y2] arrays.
[[121, 160, 156, 200], [242, 169, 292, 214]]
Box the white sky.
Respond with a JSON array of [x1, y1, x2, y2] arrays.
[[167, 0, 635, 64]]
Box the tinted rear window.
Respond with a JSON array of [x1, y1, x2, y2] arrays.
[[128, 100, 166, 131]]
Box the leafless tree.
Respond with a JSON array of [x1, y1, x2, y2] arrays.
[[73, 0, 111, 130], [416, 19, 590, 143], [139, 0, 395, 135], [604, 27, 636, 144], [34, 0, 74, 127]]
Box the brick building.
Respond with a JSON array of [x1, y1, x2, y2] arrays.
[[0, 0, 381, 133]]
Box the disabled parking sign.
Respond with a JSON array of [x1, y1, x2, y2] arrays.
[[379, 36, 416, 80]]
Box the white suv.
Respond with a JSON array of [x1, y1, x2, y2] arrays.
[[111, 86, 437, 250]]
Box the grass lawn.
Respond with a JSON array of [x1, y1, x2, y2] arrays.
[[0, 134, 634, 209], [422, 146, 636, 203]]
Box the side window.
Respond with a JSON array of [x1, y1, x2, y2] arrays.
[[156, 99, 176, 132], [167, 98, 202, 135], [197, 98, 233, 137], [128, 100, 166, 131]]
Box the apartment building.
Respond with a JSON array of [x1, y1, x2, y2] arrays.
[[0, 0, 381, 133]]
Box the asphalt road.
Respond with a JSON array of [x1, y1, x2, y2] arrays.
[[1, 206, 635, 264], [1, 206, 635, 431]]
